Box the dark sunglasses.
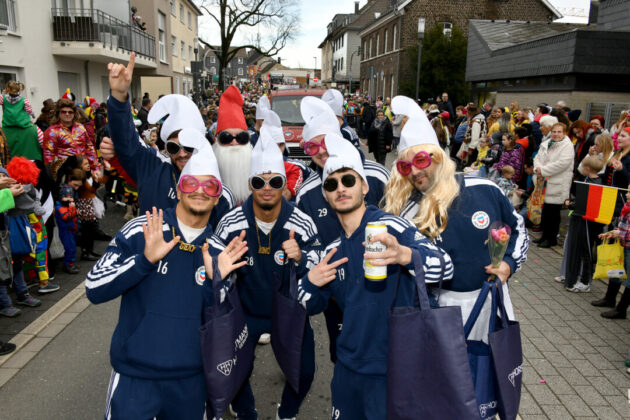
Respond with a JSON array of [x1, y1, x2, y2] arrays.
[[249, 175, 286, 190], [59, 110, 75, 115], [323, 174, 357, 192], [218, 130, 250, 145], [166, 140, 194, 155], [395, 151, 433, 176]]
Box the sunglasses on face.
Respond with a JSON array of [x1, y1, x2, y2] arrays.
[[178, 175, 222, 197], [304, 139, 326, 156], [323, 173, 357, 192], [217, 130, 250, 145], [395, 151, 433, 176], [249, 175, 286, 190], [166, 140, 194, 156], [59, 110, 74, 115]]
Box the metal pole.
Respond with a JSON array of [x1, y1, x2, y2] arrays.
[[415, 36, 422, 102]]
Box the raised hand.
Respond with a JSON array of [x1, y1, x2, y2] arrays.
[[107, 52, 135, 101], [363, 232, 412, 267], [142, 207, 178, 264], [202, 230, 248, 280], [281, 229, 302, 264], [307, 248, 348, 287], [99, 137, 115, 160]]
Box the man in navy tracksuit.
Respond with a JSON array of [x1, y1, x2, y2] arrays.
[[100, 53, 234, 229], [214, 133, 322, 420], [297, 95, 390, 362], [86, 123, 248, 418], [297, 134, 454, 420]]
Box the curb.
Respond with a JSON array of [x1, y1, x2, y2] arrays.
[[0, 282, 89, 388]]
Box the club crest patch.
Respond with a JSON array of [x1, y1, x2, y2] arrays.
[[274, 250, 286, 265], [471, 211, 490, 229], [195, 266, 206, 286]]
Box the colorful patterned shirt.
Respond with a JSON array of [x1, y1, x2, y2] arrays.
[[42, 122, 99, 171], [618, 211, 630, 247]]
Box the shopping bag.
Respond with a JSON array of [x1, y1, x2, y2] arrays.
[[593, 238, 626, 279], [49, 227, 65, 260], [8, 215, 37, 256], [271, 259, 307, 393], [526, 180, 546, 225], [489, 278, 523, 420], [464, 281, 498, 419], [386, 250, 479, 420], [200, 257, 255, 420]]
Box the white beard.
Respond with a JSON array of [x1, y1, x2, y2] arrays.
[[213, 142, 252, 204]]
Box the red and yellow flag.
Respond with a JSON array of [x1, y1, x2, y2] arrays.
[[573, 182, 618, 225]]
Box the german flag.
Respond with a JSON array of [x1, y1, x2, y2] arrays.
[[573, 182, 618, 225]]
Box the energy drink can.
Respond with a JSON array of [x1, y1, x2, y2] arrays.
[[364, 222, 387, 281]]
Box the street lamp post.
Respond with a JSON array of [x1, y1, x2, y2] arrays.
[[349, 46, 361, 95], [415, 18, 425, 103]]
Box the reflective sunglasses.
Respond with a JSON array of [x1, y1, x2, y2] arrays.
[[304, 139, 326, 156], [166, 140, 194, 156], [323, 174, 357, 192], [395, 151, 433, 176], [249, 175, 286, 190], [217, 130, 250, 145], [178, 175, 222, 197]]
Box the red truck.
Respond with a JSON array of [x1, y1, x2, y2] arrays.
[[270, 87, 325, 160]]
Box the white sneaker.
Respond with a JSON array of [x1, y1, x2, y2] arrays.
[[554, 275, 565, 283], [258, 333, 271, 345], [570, 282, 591, 293], [227, 404, 237, 417]]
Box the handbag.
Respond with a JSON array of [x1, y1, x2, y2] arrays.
[[386, 250, 479, 420], [8, 215, 37, 256], [464, 281, 498, 419], [526, 179, 546, 225], [200, 258, 256, 420], [271, 259, 307, 393], [489, 279, 523, 420], [593, 238, 626, 279]]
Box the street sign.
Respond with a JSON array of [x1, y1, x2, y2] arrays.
[[314, 77, 318, 82]]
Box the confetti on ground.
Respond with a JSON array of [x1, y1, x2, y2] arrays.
[[541, 269, 545, 273], [516, 309, 522, 313], [534, 259, 541, 263], [514, 280, 519, 283], [539, 379, 546, 383], [524, 283, 529, 287], [533, 297, 538, 300]]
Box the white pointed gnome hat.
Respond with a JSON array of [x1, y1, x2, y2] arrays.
[[255, 95, 271, 120], [148, 94, 206, 142], [261, 110, 285, 144], [322, 89, 344, 117], [322, 133, 367, 189], [178, 128, 221, 182], [391, 95, 439, 153], [300, 96, 342, 142], [250, 129, 286, 178]]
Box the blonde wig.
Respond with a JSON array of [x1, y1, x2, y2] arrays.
[[383, 144, 460, 241]]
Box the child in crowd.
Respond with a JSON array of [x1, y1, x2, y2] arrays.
[[142, 127, 159, 151], [463, 135, 489, 175], [564, 156, 606, 292], [55, 169, 83, 274], [493, 133, 523, 181], [496, 165, 517, 197]]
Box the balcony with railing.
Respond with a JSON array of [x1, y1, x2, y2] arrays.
[[51, 8, 157, 68]]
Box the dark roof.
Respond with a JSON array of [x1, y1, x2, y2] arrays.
[[472, 20, 583, 51]]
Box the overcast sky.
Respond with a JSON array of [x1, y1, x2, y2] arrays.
[[197, 0, 590, 69]]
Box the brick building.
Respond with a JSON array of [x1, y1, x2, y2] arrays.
[[359, 0, 561, 100]]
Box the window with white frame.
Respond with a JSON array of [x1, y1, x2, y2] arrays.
[[181, 41, 186, 59], [369, 38, 372, 58], [175, 76, 180, 94], [210, 66, 216, 74], [171, 36, 177, 56], [170, 0, 176, 15], [189, 46, 193, 60], [440, 22, 452, 39], [0, 0, 18, 32], [158, 12, 166, 62], [187, 11, 192, 29], [363, 41, 367, 59], [179, 3, 184, 23], [238, 68, 243, 76], [237, 57, 243, 64], [376, 35, 380, 55], [393, 25, 397, 50], [384, 30, 388, 53], [210, 56, 216, 64]]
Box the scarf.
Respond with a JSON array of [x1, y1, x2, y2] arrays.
[[621, 202, 630, 218]]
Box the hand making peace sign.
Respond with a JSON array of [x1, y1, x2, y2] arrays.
[[202, 230, 249, 281], [307, 248, 348, 287]]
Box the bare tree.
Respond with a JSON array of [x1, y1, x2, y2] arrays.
[[198, 0, 300, 89]]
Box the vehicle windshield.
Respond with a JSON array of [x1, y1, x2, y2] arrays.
[[272, 95, 318, 126]]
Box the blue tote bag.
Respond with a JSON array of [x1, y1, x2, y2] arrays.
[[200, 258, 256, 420], [8, 215, 36, 256], [271, 259, 307, 393], [387, 250, 479, 419], [489, 280, 523, 420]]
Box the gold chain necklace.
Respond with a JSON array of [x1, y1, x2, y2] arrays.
[[255, 222, 271, 254], [171, 227, 197, 253]]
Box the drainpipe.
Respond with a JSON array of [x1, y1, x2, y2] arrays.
[[85, 60, 90, 97], [395, 17, 401, 95]]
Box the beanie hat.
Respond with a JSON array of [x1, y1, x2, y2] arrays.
[[59, 184, 74, 199], [178, 128, 221, 182], [439, 111, 450, 120], [249, 129, 286, 178], [301, 96, 342, 142], [567, 109, 582, 122], [61, 88, 75, 102], [148, 94, 206, 142], [322, 133, 367, 190], [261, 110, 285, 144], [322, 89, 344, 117], [0, 167, 8, 177], [217, 85, 247, 133], [255, 95, 270, 120]]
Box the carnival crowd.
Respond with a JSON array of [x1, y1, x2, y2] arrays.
[[0, 51, 629, 419]]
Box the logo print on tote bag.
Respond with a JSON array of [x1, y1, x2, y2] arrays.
[[217, 360, 234, 376]]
